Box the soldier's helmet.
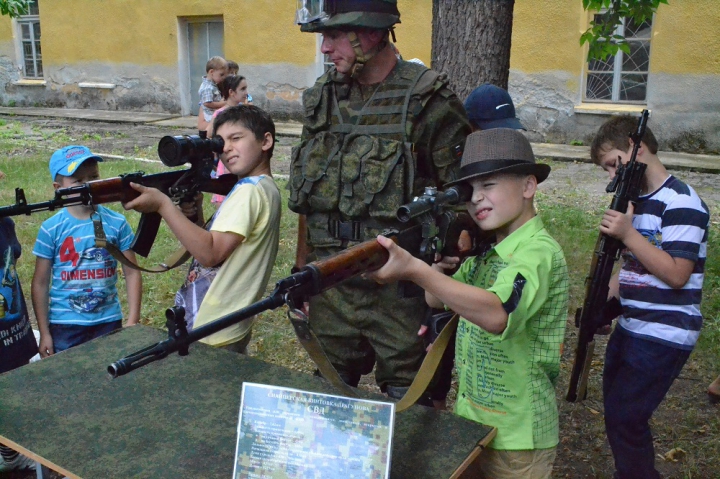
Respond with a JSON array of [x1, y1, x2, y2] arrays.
[[295, 0, 400, 32]]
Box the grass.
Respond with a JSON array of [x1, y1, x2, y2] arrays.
[[1, 119, 719, 476], [2, 143, 718, 373]]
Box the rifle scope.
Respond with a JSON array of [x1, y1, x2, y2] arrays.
[[157, 135, 224, 167], [397, 184, 472, 223]]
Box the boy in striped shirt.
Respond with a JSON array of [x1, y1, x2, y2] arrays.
[[591, 116, 710, 479]]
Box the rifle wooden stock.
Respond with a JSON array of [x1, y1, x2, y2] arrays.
[[566, 109, 649, 402], [108, 223, 444, 377]]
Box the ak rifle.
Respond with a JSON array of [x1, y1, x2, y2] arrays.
[[109, 184, 481, 377], [566, 109, 650, 402], [0, 135, 237, 257]]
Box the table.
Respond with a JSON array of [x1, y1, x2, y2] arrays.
[[0, 325, 495, 478]]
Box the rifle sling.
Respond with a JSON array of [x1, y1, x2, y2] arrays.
[[288, 305, 459, 413], [93, 217, 191, 273], [395, 314, 458, 412], [288, 308, 360, 399]]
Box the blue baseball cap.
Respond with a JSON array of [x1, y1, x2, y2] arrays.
[[463, 84, 525, 130], [49, 146, 103, 180]]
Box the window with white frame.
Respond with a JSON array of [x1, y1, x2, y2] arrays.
[[16, 0, 43, 78], [585, 15, 652, 103]]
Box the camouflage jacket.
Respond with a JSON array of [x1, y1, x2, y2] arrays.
[[288, 60, 470, 249]]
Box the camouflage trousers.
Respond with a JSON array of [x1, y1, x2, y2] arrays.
[[308, 273, 428, 392]]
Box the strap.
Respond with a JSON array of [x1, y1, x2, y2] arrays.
[[93, 217, 191, 274], [287, 306, 360, 399], [395, 314, 458, 412], [286, 299, 459, 412]]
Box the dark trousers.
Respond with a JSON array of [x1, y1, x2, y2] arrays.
[[603, 329, 691, 479], [49, 320, 122, 353]]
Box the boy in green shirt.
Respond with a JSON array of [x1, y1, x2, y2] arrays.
[[368, 128, 569, 478]]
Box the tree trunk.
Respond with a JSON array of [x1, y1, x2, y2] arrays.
[[431, 0, 515, 100]]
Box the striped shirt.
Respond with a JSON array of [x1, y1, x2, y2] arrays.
[[618, 175, 710, 350]]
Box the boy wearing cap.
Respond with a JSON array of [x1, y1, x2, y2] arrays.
[[368, 128, 569, 478], [464, 83, 525, 131], [31, 146, 142, 357]]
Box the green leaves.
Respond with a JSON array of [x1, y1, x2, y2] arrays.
[[581, 0, 668, 61], [0, 0, 31, 18]]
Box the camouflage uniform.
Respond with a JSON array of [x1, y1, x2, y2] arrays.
[[289, 43, 469, 394]]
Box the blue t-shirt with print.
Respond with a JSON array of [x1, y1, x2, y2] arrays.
[[32, 206, 134, 326]]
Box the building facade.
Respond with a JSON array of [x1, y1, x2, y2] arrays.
[[0, 0, 718, 152]]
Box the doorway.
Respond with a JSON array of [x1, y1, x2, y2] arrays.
[[179, 18, 224, 116]]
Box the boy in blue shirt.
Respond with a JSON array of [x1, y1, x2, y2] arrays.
[[31, 146, 142, 357]]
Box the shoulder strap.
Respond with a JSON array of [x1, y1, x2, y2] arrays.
[[92, 217, 191, 274]]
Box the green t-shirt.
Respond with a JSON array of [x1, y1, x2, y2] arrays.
[[452, 216, 569, 450]]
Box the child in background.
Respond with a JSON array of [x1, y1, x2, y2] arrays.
[[197, 56, 228, 138], [123, 106, 280, 353], [225, 60, 253, 105], [31, 146, 142, 357], [590, 115, 710, 479], [0, 217, 38, 472], [208, 75, 249, 205]]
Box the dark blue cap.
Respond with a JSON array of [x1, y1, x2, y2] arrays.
[[463, 83, 525, 130]]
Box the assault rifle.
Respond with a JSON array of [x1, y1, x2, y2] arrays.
[[566, 109, 650, 402], [0, 135, 237, 257], [109, 184, 481, 377]]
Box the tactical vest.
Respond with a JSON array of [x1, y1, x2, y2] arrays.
[[288, 61, 445, 249]]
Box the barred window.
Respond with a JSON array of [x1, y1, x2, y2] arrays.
[[585, 15, 652, 103], [16, 0, 43, 78]]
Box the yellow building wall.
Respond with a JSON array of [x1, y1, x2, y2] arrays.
[[0, 15, 11, 41], [512, 0, 586, 75], [394, 0, 432, 65], [1, 1, 717, 74], [36, 0, 314, 67], [651, 0, 720, 74], [0, 15, 13, 56]]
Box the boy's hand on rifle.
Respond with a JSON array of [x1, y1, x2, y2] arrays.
[[179, 193, 204, 223], [432, 253, 460, 273], [365, 235, 421, 284], [600, 202, 635, 241], [123, 183, 172, 214]]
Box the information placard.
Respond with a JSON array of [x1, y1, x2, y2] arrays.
[[234, 383, 395, 479]]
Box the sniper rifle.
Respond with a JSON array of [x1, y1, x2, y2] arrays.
[[108, 184, 481, 378]]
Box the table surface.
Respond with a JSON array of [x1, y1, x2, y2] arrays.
[[0, 325, 494, 478]]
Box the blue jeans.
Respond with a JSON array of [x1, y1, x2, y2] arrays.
[[603, 329, 691, 479], [49, 321, 122, 353]]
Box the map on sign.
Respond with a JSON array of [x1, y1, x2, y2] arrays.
[[234, 383, 395, 479]]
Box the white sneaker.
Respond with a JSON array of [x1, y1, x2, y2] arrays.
[[0, 451, 35, 472]]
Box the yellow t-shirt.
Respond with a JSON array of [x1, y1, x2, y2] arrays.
[[195, 175, 281, 346]]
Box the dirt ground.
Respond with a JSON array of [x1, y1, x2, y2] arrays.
[[1, 115, 719, 479]]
